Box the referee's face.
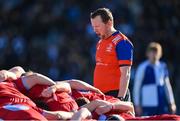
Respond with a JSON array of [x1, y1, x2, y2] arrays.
[[91, 16, 108, 39]]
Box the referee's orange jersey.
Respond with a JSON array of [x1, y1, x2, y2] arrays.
[[94, 31, 133, 93]]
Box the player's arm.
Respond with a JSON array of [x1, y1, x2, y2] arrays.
[[65, 79, 104, 95], [21, 73, 56, 90], [164, 77, 176, 114], [81, 99, 134, 115], [42, 110, 74, 120], [43, 108, 91, 120], [0, 66, 25, 81], [115, 40, 133, 98], [81, 99, 111, 112], [0, 66, 25, 82], [55, 81, 72, 93], [163, 64, 176, 114], [70, 108, 92, 121], [41, 82, 71, 98], [110, 101, 134, 114], [41, 79, 104, 98], [0, 70, 17, 82], [118, 66, 131, 98], [8, 66, 25, 78], [95, 100, 134, 116]]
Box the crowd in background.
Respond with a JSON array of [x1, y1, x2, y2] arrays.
[[0, 0, 179, 114]]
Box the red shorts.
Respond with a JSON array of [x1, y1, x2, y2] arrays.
[[0, 104, 47, 120]]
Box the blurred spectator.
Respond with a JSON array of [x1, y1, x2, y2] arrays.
[[0, 33, 8, 56], [48, 64, 60, 81], [46, 44, 59, 63], [11, 35, 26, 57], [133, 42, 176, 116]]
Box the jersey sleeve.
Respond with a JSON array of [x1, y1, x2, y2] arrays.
[[32, 106, 44, 114], [13, 78, 28, 94], [115, 40, 133, 66], [28, 85, 48, 99], [163, 63, 169, 78]]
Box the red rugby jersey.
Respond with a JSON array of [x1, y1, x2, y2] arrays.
[[94, 31, 133, 93]]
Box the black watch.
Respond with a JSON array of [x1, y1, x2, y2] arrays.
[[118, 97, 125, 101]]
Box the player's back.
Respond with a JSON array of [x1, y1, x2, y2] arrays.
[[0, 80, 29, 98], [27, 84, 78, 112], [0, 80, 35, 107], [0, 80, 47, 120]]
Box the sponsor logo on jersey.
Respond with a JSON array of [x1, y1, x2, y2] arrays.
[[3, 104, 30, 111]]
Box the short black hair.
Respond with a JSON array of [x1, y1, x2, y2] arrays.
[[35, 100, 49, 110], [107, 114, 124, 121], [90, 8, 113, 23], [21, 70, 34, 77], [75, 97, 90, 107]]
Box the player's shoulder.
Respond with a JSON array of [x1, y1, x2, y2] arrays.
[[159, 61, 168, 69], [137, 60, 150, 70], [112, 31, 133, 47], [111, 31, 123, 44], [140, 60, 149, 66], [159, 61, 167, 65]]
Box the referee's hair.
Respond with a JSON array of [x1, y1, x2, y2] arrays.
[[90, 8, 113, 24]]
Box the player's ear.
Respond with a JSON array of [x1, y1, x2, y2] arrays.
[[107, 20, 113, 27]]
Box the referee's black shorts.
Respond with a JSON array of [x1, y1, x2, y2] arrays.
[[105, 89, 131, 101]]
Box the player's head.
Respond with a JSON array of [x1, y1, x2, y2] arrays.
[[8, 66, 25, 78], [146, 42, 162, 63], [90, 8, 114, 39], [106, 114, 125, 121], [35, 99, 49, 110], [75, 97, 90, 107], [21, 70, 34, 77]]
